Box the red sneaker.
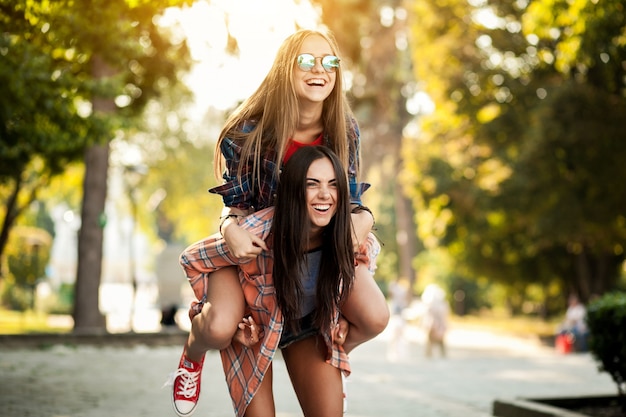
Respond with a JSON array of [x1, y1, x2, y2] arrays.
[[170, 352, 205, 416]]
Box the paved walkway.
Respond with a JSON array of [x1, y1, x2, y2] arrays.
[[0, 319, 615, 417]]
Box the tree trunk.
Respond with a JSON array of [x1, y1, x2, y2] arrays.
[[395, 186, 418, 288], [73, 144, 109, 331], [575, 251, 593, 302], [73, 55, 115, 332], [365, 5, 418, 289], [0, 175, 22, 278], [573, 249, 624, 303], [0, 174, 40, 280]]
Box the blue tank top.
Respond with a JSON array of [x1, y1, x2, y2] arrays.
[[299, 249, 322, 318]]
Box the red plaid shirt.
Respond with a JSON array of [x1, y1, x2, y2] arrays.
[[179, 207, 351, 417]]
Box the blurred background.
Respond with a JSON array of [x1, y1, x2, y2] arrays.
[[1, 0, 625, 339]]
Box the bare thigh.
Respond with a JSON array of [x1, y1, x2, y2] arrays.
[[282, 335, 343, 417], [244, 363, 275, 417], [341, 264, 390, 352], [188, 266, 245, 355]]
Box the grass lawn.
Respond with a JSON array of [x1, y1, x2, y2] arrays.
[[449, 311, 560, 339], [0, 306, 560, 339], [0, 308, 72, 334]]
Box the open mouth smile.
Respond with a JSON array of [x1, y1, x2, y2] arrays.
[[313, 204, 331, 212], [306, 78, 326, 87]]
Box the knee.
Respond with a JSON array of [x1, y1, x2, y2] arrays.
[[358, 303, 390, 338], [369, 307, 390, 336], [195, 305, 239, 350]]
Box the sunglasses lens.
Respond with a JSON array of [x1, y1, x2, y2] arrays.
[[322, 56, 340, 71], [297, 54, 315, 71], [297, 54, 340, 72]]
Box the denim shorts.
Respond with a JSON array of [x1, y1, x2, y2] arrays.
[[279, 312, 319, 349]]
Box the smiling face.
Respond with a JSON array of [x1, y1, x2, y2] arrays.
[[305, 156, 338, 233], [294, 34, 337, 105]]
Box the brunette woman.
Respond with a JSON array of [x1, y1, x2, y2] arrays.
[[180, 146, 356, 416]]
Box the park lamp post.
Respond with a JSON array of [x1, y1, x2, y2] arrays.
[[123, 163, 147, 331]]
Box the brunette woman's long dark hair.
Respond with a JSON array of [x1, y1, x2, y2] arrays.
[[272, 146, 354, 333]]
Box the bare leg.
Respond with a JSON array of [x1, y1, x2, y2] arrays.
[[341, 263, 390, 353], [184, 266, 245, 362], [282, 335, 343, 417], [244, 364, 276, 417]]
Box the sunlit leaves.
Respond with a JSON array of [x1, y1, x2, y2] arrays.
[[524, 0, 626, 89], [476, 102, 501, 122], [1, 0, 195, 260], [406, 0, 626, 307]]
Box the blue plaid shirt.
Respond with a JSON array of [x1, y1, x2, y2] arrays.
[[209, 119, 370, 210]]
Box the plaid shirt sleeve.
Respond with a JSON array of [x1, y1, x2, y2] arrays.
[[350, 119, 372, 204], [208, 137, 255, 211], [179, 207, 275, 302], [208, 136, 280, 211], [211, 118, 370, 211]]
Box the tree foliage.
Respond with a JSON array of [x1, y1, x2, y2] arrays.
[[0, 0, 192, 253], [406, 0, 626, 313], [0, 0, 93, 267], [1, 0, 194, 328], [0, 1, 92, 178]]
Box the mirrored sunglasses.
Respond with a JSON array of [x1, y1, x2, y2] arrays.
[[296, 54, 340, 73]]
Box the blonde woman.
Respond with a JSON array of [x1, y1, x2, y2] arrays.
[[170, 29, 388, 416]]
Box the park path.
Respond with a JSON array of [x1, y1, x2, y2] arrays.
[[0, 319, 615, 417]]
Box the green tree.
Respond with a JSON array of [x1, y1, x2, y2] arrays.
[[0, 0, 93, 269], [405, 0, 626, 313], [1, 0, 194, 330], [72, 0, 194, 331], [520, 0, 626, 300]]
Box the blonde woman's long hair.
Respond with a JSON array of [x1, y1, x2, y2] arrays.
[[213, 29, 356, 186]]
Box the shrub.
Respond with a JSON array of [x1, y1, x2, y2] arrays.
[[0, 277, 31, 311], [587, 291, 626, 408], [6, 226, 51, 290]]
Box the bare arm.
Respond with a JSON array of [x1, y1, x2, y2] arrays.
[[350, 206, 374, 251], [220, 207, 268, 259]]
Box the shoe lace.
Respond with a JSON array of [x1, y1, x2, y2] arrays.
[[163, 368, 200, 399]]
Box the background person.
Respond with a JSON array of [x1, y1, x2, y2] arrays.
[[421, 284, 449, 358], [557, 293, 589, 352], [386, 277, 411, 361]]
